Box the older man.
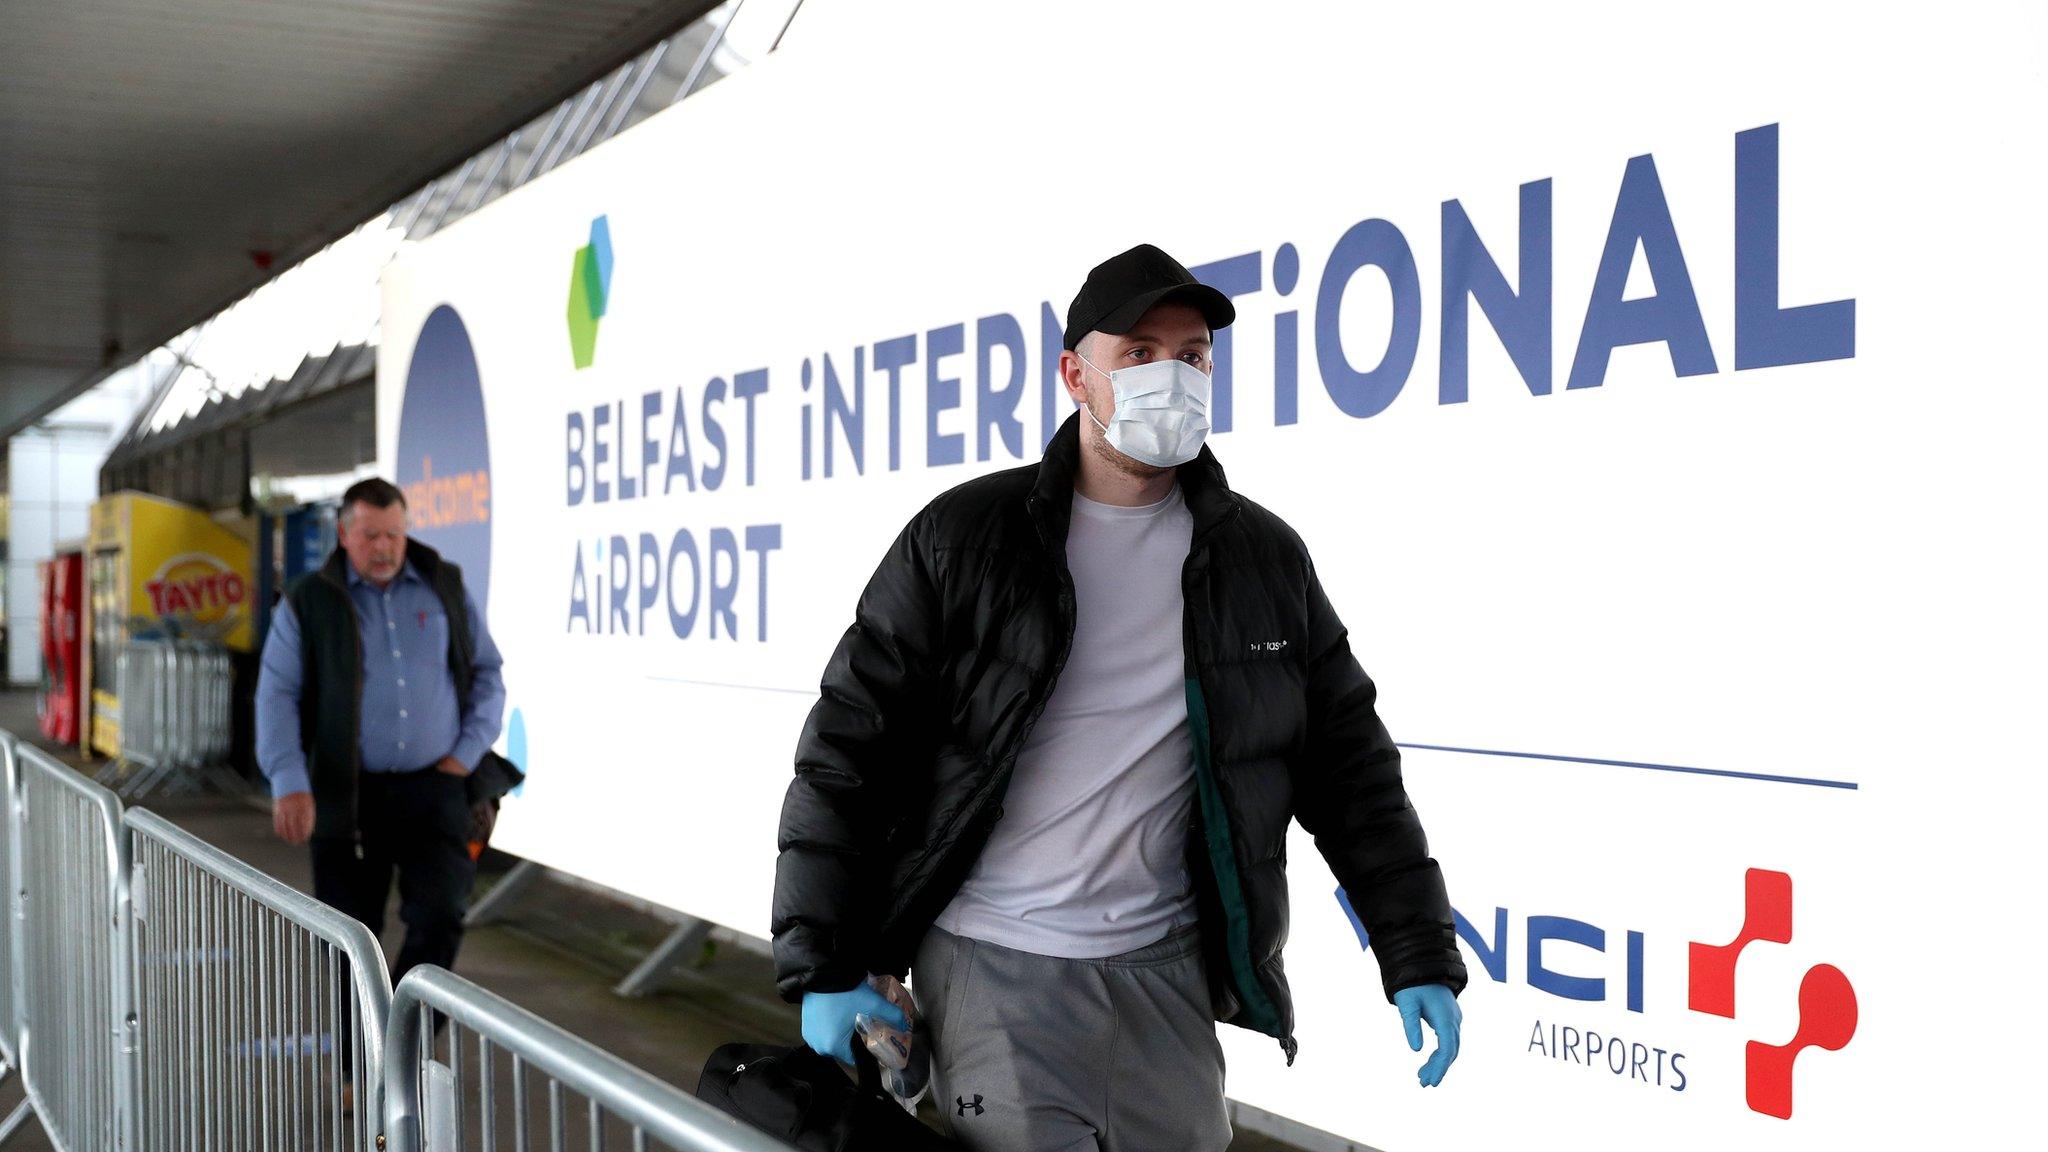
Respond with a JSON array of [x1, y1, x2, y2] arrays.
[[774, 244, 1466, 1152], [257, 476, 505, 986]]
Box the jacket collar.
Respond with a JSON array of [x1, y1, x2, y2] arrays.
[[1027, 412, 1239, 547]]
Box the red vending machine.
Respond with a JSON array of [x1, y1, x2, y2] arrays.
[[38, 551, 83, 745]]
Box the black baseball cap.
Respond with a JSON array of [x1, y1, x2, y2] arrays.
[[1062, 243, 1235, 351]]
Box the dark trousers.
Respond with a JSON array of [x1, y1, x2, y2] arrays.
[[310, 766, 478, 992]]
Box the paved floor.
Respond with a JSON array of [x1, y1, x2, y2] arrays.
[[0, 689, 1299, 1150]]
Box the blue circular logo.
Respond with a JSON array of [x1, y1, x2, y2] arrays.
[[506, 707, 528, 795], [396, 305, 493, 609]]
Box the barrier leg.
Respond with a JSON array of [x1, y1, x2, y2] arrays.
[[0, 1097, 33, 1142], [121, 759, 175, 800], [198, 766, 254, 797], [613, 916, 713, 998], [464, 860, 545, 927]]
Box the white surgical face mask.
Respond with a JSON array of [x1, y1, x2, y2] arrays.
[[1076, 352, 1212, 468]]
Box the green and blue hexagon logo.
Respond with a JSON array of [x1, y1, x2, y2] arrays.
[[566, 215, 614, 370]]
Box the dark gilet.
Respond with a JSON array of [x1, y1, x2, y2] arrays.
[[284, 537, 476, 839]]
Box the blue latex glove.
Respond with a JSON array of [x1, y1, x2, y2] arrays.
[[801, 983, 907, 1064], [1393, 983, 1462, 1087]]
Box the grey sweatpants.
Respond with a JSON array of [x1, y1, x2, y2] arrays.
[[912, 925, 1232, 1152]]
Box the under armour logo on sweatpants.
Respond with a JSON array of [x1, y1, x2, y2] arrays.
[[956, 1095, 985, 1117]]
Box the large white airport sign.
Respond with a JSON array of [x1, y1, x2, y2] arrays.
[[380, 2, 2046, 1147]]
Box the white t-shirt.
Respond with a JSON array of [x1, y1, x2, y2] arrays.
[[933, 484, 1198, 958]]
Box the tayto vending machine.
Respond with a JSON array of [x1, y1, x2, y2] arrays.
[[37, 550, 83, 744], [85, 491, 256, 758]]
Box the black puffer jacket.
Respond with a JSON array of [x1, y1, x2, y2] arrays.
[[773, 414, 1465, 1059]]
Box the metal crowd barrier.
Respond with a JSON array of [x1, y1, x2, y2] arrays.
[[125, 809, 393, 1152], [384, 966, 791, 1152], [10, 740, 134, 1152], [0, 736, 29, 1139], [107, 639, 235, 796], [0, 724, 796, 1152]]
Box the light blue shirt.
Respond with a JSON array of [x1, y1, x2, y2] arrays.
[[255, 558, 506, 798]]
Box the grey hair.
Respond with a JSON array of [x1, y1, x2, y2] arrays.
[[339, 477, 406, 527]]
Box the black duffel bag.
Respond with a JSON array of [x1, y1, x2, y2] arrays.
[[463, 749, 525, 853], [695, 1042, 956, 1151]]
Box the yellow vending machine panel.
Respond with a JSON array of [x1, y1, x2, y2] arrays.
[[88, 492, 255, 757]]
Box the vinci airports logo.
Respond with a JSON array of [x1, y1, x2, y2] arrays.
[[395, 304, 493, 610], [566, 215, 614, 370], [1341, 868, 1858, 1121], [1687, 869, 1857, 1119]]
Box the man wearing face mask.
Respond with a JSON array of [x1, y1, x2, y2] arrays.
[[774, 244, 1465, 1152]]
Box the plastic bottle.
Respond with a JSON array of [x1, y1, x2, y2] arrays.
[[852, 973, 930, 1102]]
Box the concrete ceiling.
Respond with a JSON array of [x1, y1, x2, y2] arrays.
[[0, 0, 720, 438]]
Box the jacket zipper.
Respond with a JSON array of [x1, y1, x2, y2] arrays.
[[1182, 523, 1293, 1057]]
